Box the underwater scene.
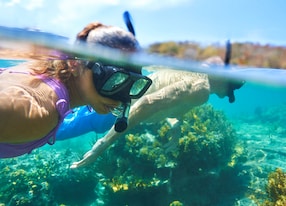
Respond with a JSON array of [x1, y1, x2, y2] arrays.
[[0, 58, 286, 206]]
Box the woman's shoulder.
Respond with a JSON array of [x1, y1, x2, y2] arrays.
[[0, 65, 58, 110]]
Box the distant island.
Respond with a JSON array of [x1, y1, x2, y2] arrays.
[[147, 41, 286, 69]]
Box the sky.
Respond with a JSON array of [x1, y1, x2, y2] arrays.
[[0, 0, 285, 47]]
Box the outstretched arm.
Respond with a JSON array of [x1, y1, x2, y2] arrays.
[[70, 72, 210, 168]]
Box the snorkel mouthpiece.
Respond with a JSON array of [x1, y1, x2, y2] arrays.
[[113, 101, 131, 132]]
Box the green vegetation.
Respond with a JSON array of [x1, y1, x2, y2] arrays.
[[264, 168, 286, 206], [251, 168, 286, 206], [0, 150, 98, 205], [94, 104, 248, 205], [148, 41, 286, 69]]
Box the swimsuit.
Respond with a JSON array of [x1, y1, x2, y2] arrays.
[[0, 71, 71, 158]]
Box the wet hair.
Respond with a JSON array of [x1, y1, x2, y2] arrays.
[[76, 22, 139, 52], [33, 22, 139, 80], [31, 60, 72, 82]]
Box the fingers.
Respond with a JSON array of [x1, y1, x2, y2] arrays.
[[70, 161, 82, 169], [70, 150, 94, 169]]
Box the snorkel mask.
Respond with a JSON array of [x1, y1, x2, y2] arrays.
[[87, 61, 152, 132], [87, 62, 151, 103]]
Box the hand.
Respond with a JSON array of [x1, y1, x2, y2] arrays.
[[70, 134, 114, 168], [70, 150, 95, 168]]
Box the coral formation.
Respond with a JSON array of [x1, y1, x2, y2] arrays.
[[93, 104, 248, 205], [254, 168, 286, 206], [265, 168, 286, 205], [0, 149, 98, 205]]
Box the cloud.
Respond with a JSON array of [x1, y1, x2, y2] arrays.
[[49, 0, 192, 27], [2, 0, 43, 10], [51, 0, 119, 24], [0, 0, 193, 39], [24, 0, 44, 10], [53, 0, 192, 23], [3, 0, 20, 7], [127, 0, 191, 10], [1, 0, 192, 27]]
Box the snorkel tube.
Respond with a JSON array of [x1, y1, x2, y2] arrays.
[[123, 11, 135, 36], [224, 40, 231, 66], [113, 11, 137, 132]]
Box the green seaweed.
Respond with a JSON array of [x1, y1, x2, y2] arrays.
[[254, 168, 286, 206], [94, 104, 248, 205], [0, 150, 97, 205]]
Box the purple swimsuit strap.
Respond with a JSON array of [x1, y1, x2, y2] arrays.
[[37, 75, 72, 144], [37, 75, 70, 115]]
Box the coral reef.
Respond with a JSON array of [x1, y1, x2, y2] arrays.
[[0, 149, 98, 205], [93, 104, 248, 205], [265, 168, 286, 205], [253, 168, 286, 206]]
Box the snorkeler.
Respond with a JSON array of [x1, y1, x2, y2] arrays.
[[57, 40, 234, 141], [68, 19, 244, 168], [0, 21, 151, 158], [70, 54, 245, 168]]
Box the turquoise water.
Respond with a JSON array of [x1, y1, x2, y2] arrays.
[[1, 59, 286, 205], [0, 59, 26, 68], [209, 82, 286, 117]]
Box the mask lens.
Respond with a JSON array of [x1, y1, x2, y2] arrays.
[[102, 72, 129, 92], [91, 62, 152, 101], [130, 78, 151, 96]]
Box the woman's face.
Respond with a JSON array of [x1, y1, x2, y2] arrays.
[[78, 69, 120, 114]]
